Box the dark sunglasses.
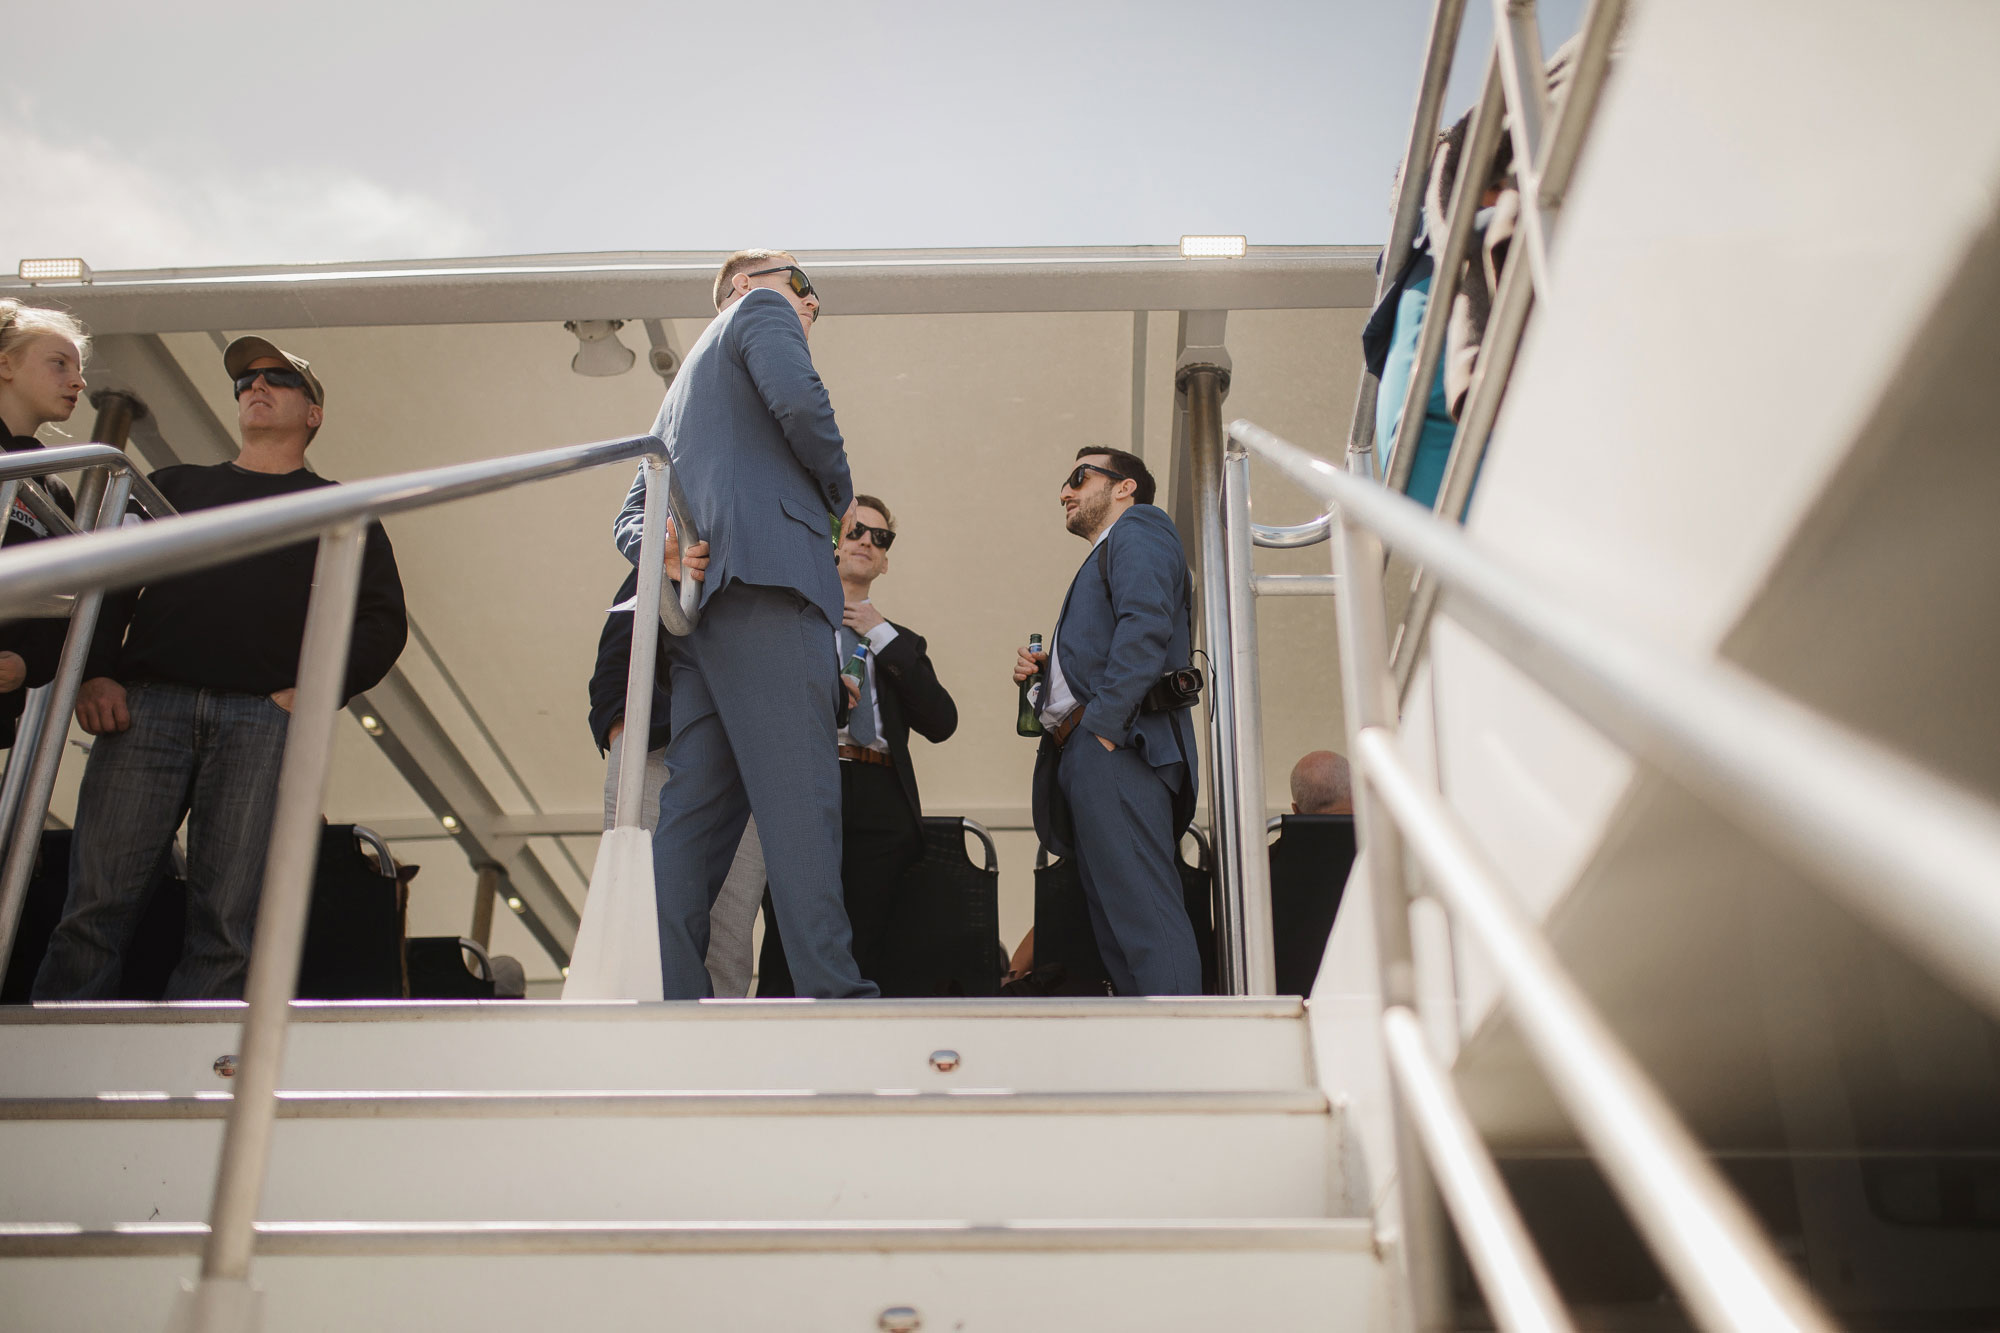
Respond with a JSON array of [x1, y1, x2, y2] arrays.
[[232, 366, 309, 397], [845, 521, 896, 550], [1063, 462, 1129, 492], [746, 264, 818, 305]]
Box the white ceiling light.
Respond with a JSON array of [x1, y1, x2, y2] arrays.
[[1180, 235, 1247, 259], [18, 258, 92, 284], [564, 319, 636, 376]]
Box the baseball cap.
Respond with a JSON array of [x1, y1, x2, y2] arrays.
[[222, 336, 325, 407]]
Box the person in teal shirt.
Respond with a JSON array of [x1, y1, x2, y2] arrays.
[[1374, 254, 1458, 510]]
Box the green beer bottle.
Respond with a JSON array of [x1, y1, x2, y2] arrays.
[[1017, 633, 1045, 737]]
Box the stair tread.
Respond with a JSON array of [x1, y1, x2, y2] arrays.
[[0, 997, 1307, 1026], [0, 1217, 1376, 1256], [0, 1088, 1329, 1120]]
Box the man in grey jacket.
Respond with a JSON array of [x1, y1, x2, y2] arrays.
[[614, 250, 872, 999]]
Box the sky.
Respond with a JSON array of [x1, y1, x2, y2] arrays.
[[2, 0, 1583, 271]]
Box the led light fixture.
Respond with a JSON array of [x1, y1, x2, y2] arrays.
[[564, 319, 636, 376], [440, 814, 462, 833], [18, 258, 92, 284], [506, 896, 525, 912], [358, 714, 383, 735], [1179, 235, 1247, 259]]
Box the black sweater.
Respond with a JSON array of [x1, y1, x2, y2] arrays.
[[85, 463, 408, 702], [0, 421, 79, 747], [587, 566, 670, 754]]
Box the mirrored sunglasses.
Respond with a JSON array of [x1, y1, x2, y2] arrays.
[[232, 366, 310, 398]]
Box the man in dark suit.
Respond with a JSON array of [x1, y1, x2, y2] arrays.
[[612, 249, 872, 999], [1014, 448, 1201, 995], [758, 494, 958, 994]]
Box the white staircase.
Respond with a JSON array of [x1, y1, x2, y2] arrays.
[[0, 998, 1385, 1332]]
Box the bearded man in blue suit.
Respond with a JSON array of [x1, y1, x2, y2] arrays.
[[1014, 448, 1202, 995], [613, 250, 874, 999]]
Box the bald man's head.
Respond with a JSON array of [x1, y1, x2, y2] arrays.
[[1290, 750, 1353, 815]]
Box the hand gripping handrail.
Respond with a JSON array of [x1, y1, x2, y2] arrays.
[[1231, 415, 2000, 1331], [0, 432, 697, 1333]]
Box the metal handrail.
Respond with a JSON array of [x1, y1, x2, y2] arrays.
[[1381, 1007, 1574, 1333], [1361, 731, 1831, 1333], [0, 443, 178, 519], [1232, 414, 2000, 1329], [1235, 417, 2000, 1021], [0, 435, 680, 621], [1250, 511, 1334, 548], [0, 431, 700, 1332]]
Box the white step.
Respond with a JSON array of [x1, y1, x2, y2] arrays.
[[0, 997, 1313, 1096], [0, 1219, 1382, 1333], [0, 1089, 1337, 1226]]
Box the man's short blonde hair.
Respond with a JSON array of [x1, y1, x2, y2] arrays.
[[713, 249, 792, 311]]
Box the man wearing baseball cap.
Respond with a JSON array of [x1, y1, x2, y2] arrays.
[[34, 337, 409, 1002]]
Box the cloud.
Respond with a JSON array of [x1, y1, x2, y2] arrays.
[[0, 118, 486, 270]]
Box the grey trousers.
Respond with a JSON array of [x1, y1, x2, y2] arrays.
[[652, 583, 873, 999], [602, 732, 765, 999]]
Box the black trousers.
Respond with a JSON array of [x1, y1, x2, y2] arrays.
[[758, 760, 922, 997]]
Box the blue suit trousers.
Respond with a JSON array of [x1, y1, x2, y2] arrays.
[[652, 581, 875, 999], [1056, 736, 1202, 996]]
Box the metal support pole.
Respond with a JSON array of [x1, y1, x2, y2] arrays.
[[1330, 502, 1451, 1332], [0, 687, 50, 851], [613, 456, 667, 831], [468, 864, 501, 950], [1180, 354, 1251, 995], [1492, 0, 1554, 297], [86, 387, 149, 450], [178, 524, 367, 1332], [0, 469, 127, 989], [1222, 443, 1276, 994]]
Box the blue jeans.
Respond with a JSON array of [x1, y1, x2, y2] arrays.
[[33, 682, 289, 1001]]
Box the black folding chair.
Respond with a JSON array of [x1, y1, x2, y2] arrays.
[[1031, 828, 1218, 996], [874, 816, 1004, 998], [1266, 813, 1357, 996]]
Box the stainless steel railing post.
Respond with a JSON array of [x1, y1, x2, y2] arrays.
[[0, 687, 50, 853], [612, 456, 668, 830], [180, 523, 368, 1330], [1330, 496, 1451, 1331], [1221, 442, 1276, 994], [1180, 354, 1250, 994], [0, 468, 132, 989]]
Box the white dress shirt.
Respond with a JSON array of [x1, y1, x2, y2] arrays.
[[1037, 528, 1111, 730], [836, 605, 898, 753]]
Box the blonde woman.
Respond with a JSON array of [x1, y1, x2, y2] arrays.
[[0, 299, 88, 748]]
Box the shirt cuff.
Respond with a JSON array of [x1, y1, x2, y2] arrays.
[[864, 622, 899, 653]]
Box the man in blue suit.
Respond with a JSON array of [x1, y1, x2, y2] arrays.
[[613, 249, 874, 999], [1015, 448, 1202, 995]]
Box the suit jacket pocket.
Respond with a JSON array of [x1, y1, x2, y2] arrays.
[[778, 495, 833, 542]]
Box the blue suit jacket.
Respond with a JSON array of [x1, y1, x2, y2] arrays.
[[1030, 503, 1199, 855], [615, 287, 853, 628]]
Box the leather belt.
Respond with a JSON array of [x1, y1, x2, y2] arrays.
[[838, 744, 894, 768], [1049, 711, 1085, 748]]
